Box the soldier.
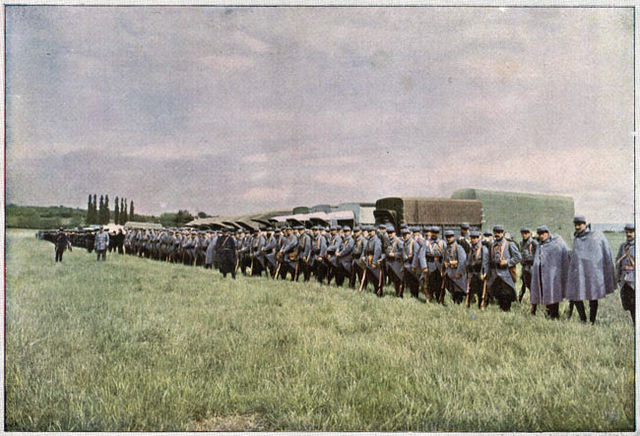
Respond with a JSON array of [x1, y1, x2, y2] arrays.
[[401, 228, 420, 298], [296, 226, 312, 281], [530, 225, 569, 319], [565, 215, 615, 324], [487, 225, 522, 311], [457, 222, 472, 256], [378, 224, 391, 285], [443, 230, 467, 304], [215, 228, 237, 279], [350, 227, 366, 288], [466, 230, 489, 308], [309, 226, 328, 283], [519, 227, 539, 303], [263, 228, 283, 278], [279, 227, 299, 280], [361, 226, 383, 296], [616, 223, 635, 323], [54, 227, 72, 262], [325, 226, 342, 285], [421, 226, 446, 303], [335, 226, 355, 286], [385, 226, 404, 297], [482, 230, 493, 249], [249, 228, 267, 276], [205, 230, 218, 269], [94, 225, 110, 261]]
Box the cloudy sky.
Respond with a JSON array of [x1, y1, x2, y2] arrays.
[[5, 6, 634, 222]]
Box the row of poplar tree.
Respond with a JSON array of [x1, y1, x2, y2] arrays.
[[86, 195, 135, 225]]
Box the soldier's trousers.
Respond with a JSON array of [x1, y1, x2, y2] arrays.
[[571, 300, 598, 324], [387, 266, 403, 296], [469, 275, 484, 308], [621, 284, 635, 322], [297, 261, 311, 281], [96, 249, 106, 262], [490, 280, 515, 311], [351, 263, 365, 288], [55, 248, 64, 262], [402, 267, 420, 298], [429, 270, 443, 302], [334, 264, 351, 287], [519, 268, 532, 301], [365, 266, 384, 296], [314, 261, 328, 283]]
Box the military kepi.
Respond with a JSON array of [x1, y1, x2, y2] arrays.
[[573, 215, 586, 224]]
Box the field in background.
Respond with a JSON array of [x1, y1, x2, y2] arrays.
[[5, 229, 635, 431]]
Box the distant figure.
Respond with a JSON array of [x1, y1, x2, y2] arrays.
[[565, 215, 615, 324], [519, 227, 539, 303], [215, 228, 237, 279], [616, 224, 635, 323], [94, 226, 110, 261], [55, 227, 71, 262], [487, 225, 522, 311]]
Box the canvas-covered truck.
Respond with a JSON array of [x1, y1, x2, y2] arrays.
[[374, 197, 483, 232]]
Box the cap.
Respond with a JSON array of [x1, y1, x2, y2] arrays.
[[573, 215, 586, 224], [353, 226, 361, 232], [520, 227, 531, 233], [624, 223, 635, 231], [536, 225, 550, 234], [470, 230, 481, 237], [274, 228, 282, 233], [483, 230, 493, 236], [460, 222, 470, 230], [342, 226, 351, 231], [444, 230, 455, 237], [330, 226, 337, 231], [493, 225, 505, 232], [267, 227, 274, 231], [432, 227, 440, 234], [378, 223, 387, 230], [387, 226, 396, 233], [401, 228, 411, 235]]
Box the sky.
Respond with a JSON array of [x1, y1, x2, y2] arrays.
[[5, 6, 635, 222]]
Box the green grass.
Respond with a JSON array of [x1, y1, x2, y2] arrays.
[[5, 229, 635, 431]]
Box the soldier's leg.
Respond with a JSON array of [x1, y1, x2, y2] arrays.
[[546, 303, 559, 319], [572, 301, 587, 322], [589, 299, 598, 324], [621, 284, 635, 322]]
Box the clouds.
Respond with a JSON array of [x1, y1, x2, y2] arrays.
[[5, 6, 634, 222]]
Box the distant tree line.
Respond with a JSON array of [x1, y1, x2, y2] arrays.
[[86, 195, 135, 225]]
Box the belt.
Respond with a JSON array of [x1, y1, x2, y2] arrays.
[[622, 266, 634, 270]]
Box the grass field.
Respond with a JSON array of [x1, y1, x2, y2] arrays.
[[5, 229, 635, 431]]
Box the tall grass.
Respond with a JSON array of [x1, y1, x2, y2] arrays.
[[5, 229, 634, 431]]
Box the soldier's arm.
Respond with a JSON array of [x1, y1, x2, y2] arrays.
[[508, 241, 522, 266]]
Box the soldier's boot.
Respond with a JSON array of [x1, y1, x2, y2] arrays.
[[565, 301, 574, 319], [573, 301, 587, 323], [530, 304, 537, 315]]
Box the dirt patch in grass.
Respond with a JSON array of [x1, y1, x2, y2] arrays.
[[190, 414, 268, 431]]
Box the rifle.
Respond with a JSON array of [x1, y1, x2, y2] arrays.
[[439, 269, 446, 304], [399, 269, 405, 298], [480, 277, 488, 310], [465, 275, 471, 308], [377, 266, 383, 296], [294, 259, 299, 281], [358, 262, 367, 292]]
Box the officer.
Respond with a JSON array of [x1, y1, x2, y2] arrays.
[[530, 225, 569, 319], [216, 227, 238, 279], [617, 223, 635, 323], [487, 225, 522, 311], [466, 230, 489, 308], [566, 216, 615, 324], [335, 226, 355, 286], [54, 227, 72, 262], [519, 227, 539, 303], [94, 225, 110, 261], [443, 230, 467, 304]]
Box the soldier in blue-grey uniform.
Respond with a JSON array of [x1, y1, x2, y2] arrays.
[[529, 225, 569, 319], [335, 226, 355, 286], [420, 226, 446, 303], [325, 226, 343, 285], [361, 226, 383, 296], [487, 225, 522, 311], [279, 227, 299, 281], [309, 226, 328, 283], [466, 230, 489, 308], [249, 228, 266, 276], [205, 230, 218, 269], [350, 227, 366, 288], [443, 230, 468, 304], [296, 226, 312, 281], [566, 215, 616, 324], [457, 222, 472, 256], [263, 228, 282, 278], [401, 228, 420, 298], [94, 226, 110, 261], [385, 227, 404, 297], [519, 227, 539, 303], [616, 223, 635, 323], [378, 224, 391, 285], [215, 228, 237, 279]]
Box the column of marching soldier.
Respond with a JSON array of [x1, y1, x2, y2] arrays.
[[50, 216, 635, 324]]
